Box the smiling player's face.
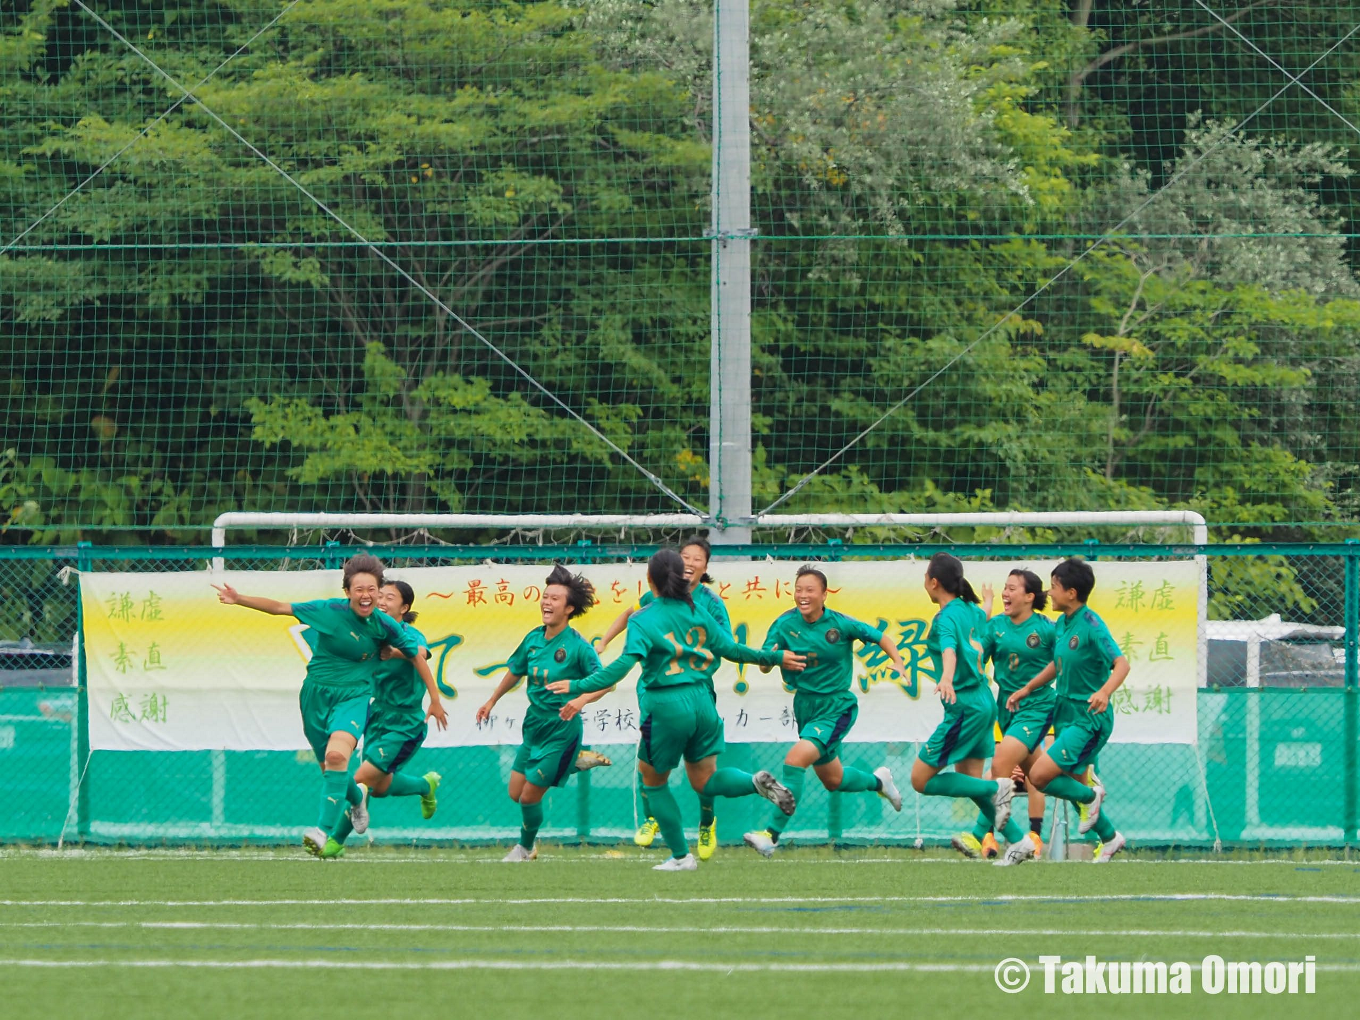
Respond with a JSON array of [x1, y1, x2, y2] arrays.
[[346, 573, 380, 617]]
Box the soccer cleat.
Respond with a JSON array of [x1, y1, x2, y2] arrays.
[[501, 843, 538, 862], [697, 821, 718, 861], [994, 834, 1036, 867], [992, 777, 1016, 832], [1078, 767, 1099, 827], [320, 838, 346, 860], [1093, 831, 1126, 863], [1031, 832, 1044, 859], [743, 830, 777, 858], [951, 832, 983, 859], [981, 832, 1000, 859], [302, 827, 327, 857], [574, 749, 612, 772], [420, 771, 441, 820], [1078, 783, 1105, 835], [752, 769, 796, 815], [634, 817, 660, 847], [652, 853, 698, 872], [873, 766, 903, 811], [349, 783, 370, 835]]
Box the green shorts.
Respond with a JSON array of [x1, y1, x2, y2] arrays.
[[794, 691, 858, 766], [638, 683, 725, 773], [299, 683, 371, 761], [996, 689, 1057, 754], [1048, 697, 1114, 773], [512, 708, 584, 789], [918, 684, 995, 769], [363, 709, 426, 775]]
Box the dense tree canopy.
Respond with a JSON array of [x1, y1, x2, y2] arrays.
[[1, 0, 1358, 544]]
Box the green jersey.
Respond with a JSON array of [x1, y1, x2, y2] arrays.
[[760, 607, 883, 696], [371, 620, 430, 718], [639, 585, 732, 633], [507, 625, 602, 713], [925, 597, 989, 692], [982, 613, 1056, 694], [291, 599, 419, 688], [1054, 606, 1123, 701], [570, 596, 781, 696]]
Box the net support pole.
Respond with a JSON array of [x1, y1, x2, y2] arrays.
[[1345, 542, 1358, 846], [708, 0, 753, 544]]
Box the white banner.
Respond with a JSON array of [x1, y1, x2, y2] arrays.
[[82, 559, 1199, 751]]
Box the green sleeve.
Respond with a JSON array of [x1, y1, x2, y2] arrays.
[[705, 590, 733, 634], [935, 611, 963, 654], [569, 651, 642, 695], [848, 616, 885, 646], [577, 638, 602, 675], [1091, 614, 1123, 661], [1039, 618, 1056, 655], [505, 633, 532, 678], [760, 617, 783, 652], [378, 611, 420, 656], [290, 599, 332, 626], [707, 623, 782, 668]]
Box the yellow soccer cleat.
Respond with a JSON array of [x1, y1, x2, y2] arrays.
[[420, 771, 441, 820], [951, 832, 983, 859], [697, 821, 717, 861], [634, 817, 660, 848], [1031, 832, 1044, 860], [981, 832, 1000, 859]]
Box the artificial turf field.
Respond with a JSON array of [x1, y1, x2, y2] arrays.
[[0, 846, 1356, 1019]]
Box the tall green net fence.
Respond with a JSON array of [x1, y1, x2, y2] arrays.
[[1, 542, 1356, 849], [3, 1, 1360, 539]]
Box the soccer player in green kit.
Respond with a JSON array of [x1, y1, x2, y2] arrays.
[[909, 553, 1022, 845], [319, 579, 449, 859], [477, 566, 614, 862], [742, 565, 909, 856], [1004, 557, 1130, 864], [953, 568, 1055, 861], [547, 549, 806, 871], [600, 537, 731, 859], [213, 554, 439, 857]]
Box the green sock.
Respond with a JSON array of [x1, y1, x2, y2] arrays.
[[519, 800, 544, 850], [971, 810, 993, 841], [638, 782, 652, 823], [317, 769, 349, 830], [999, 816, 1026, 843], [922, 771, 998, 801], [701, 766, 757, 799], [770, 763, 805, 834], [698, 794, 715, 828], [387, 772, 430, 798], [331, 810, 354, 845], [1043, 774, 1095, 804], [644, 782, 687, 858], [345, 781, 363, 806], [836, 766, 879, 794], [1093, 813, 1117, 842]]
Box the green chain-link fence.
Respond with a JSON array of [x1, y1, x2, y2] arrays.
[[1, 542, 1356, 849]]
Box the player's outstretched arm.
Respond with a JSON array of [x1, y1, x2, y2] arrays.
[[211, 583, 291, 616]]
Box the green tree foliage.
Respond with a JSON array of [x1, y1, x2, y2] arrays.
[[0, 0, 1357, 543]]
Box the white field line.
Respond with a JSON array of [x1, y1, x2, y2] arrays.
[[2, 958, 1358, 974], [2, 920, 1357, 939], [1, 894, 1358, 907]]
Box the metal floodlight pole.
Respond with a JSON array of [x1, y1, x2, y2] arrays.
[[709, 0, 754, 545]]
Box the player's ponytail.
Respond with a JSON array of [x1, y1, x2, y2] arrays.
[[1009, 568, 1047, 612], [649, 549, 695, 608], [927, 552, 980, 604]]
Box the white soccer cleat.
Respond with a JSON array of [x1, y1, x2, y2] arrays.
[[873, 766, 903, 812], [349, 784, 370, 835], [1078, 783, 1106, 835], [302, 827, 327, 857], [652, 853, 698, 872], [992, 777, 1016, 832], [574, 749, 612, 772], [752, 769, 796, 815], [743, 830, 777, 858], [1093, 831, 1126, 863], [501, 844, 538, 862], [994, 833, 1036, 867]]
